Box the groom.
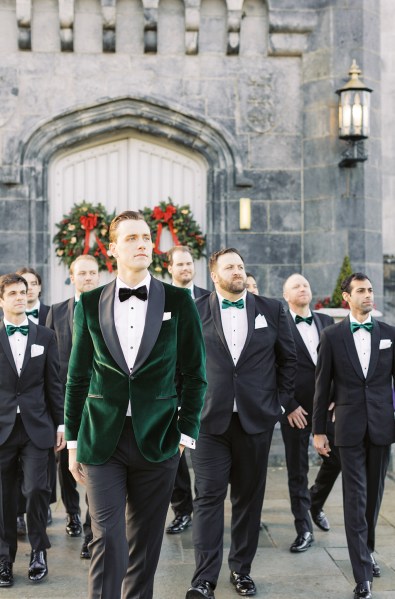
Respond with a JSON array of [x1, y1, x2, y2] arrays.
[[65, 211, 207, 599]]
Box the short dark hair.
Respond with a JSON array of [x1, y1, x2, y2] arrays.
[[167, 246, 193, 265], [341, 272, 370, 294], [246, 272, 256, 280], [0, 273, 28, 299], [16, 267, 42, 287], [109, 211, 146, 243], [209, 248, 244, 272]]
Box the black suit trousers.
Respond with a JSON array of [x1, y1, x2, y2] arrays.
[[0, 416, 51, 562], [83, 418, 179, 599], [191, 414, 273, 586], [339, 436, 391, 584], [170, 449, 193, 516]]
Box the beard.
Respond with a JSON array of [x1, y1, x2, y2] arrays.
[[216, 274, 246, 295]]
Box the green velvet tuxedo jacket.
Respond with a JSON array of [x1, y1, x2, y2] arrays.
[[64, 277, 207, 464]]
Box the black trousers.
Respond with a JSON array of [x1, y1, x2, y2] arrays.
[[0, 416, 51, 562], [59, 446, 80, 515], [281, 421, 341, 534], [339, 436, 390, 584], [83, 418, 179, 599], [191, 414, 273, 587], [170, 449, 193, 517], [17, 449, 57, 515]]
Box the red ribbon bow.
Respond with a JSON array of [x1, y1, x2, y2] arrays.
[[152, 204, 180, 255], [79, 213, 113, 272]]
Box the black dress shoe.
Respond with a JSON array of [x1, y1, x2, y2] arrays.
[[230, 571, 256, 596], [80, 536, 92, 559], [166, 514, 192, 534], [65, 513, 82, 537], [370, 553, 380, 577], [28, 550, 48, 583], [185, 579, 215, 598], [353, 581, 372, 599], [290, 531, 314, 552], [17, 514, 27, 536], [47, 507, 52, 526], [311, 508, 330, 531], [0, 560, 13, 587]]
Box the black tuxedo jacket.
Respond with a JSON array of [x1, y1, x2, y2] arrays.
[[38, 302, 50, 326], [313, 316, 395, 446], [0, 321, 64, 449], [195, 291, 297, 435], [46, 298, 75, 389], [286, 311, 334, 422], [193, 285, 210, 299]]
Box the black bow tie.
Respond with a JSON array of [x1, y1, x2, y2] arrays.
[[119, 286, 148, 302], [26, 308, 39, 319], [295, 315, 313, 325]]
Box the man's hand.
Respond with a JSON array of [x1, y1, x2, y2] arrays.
[[287, 406, 308, 429], [179, 444, 185, 455], [68, 447, 86, 485], [55, 431, 66, 452], [313, 434, 331, 457]]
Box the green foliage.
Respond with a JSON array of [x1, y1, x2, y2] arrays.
[[331, 256, 353, 307]]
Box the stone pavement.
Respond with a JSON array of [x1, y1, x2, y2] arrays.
[[6, 452, 395, 599]]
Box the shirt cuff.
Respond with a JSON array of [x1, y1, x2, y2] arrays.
[[67, 440, 78, 449], [180, 433, 196, 450], [57, 424, 65, 432]]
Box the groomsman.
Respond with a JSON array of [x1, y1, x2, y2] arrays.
[[64, 211, 206, 599], [313, 273, 395, 599], [282, 274, 341, 552], [46, 255, 100, 557], [186, 248, 297, 599], [166, 245, 210, 534], [0, 273, 65, 587]]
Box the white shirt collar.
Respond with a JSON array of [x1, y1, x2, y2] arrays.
[[116, 273, 151, 293], [216, 289, 247, 306], [3, 316, 29, 327], [349, 313, 372, 325], [27, 300, 40, 311], [289, 308, 312, 321]]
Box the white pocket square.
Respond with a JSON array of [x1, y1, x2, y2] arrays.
[[31, 344, 44, 357], [255, 314, 268, 329], [379, 339, 392, 350], [162, 312, 172, 321]]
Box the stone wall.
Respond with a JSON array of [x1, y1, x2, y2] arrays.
[[0, 0, 384, 308]]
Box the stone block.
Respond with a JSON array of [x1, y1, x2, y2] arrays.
[[0, 199, 29, 223], [267, 264, 301, 298], [303, 137, 339, 168], [304, 199, 334, 232], [31, 0, 60, 53], [242, 170, 301, 201], [249, 134, 301, 170], [303, 231, 346, 265], [269, 201, 301, 232], [227, 232, 301, 266], [0, 231, 29, 265], [304, 166, 341, 201], [203, 78, 236, 120]]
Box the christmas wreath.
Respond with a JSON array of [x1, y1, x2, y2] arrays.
[[142, 199, 206, 275], [53, 201, 115, 272]]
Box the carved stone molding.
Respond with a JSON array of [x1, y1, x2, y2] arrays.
[[142, 0, 159, 54], [225, 0, 244, 56], [268, 10, 317, 57], [16, 0, 32, 51], [184, 0, 201, 55], [59, 0, 74, 52], [102, 0, 116, 53]]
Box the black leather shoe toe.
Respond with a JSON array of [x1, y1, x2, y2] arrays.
[[28, 550, 48, 583], [80, 537, 92, 559], [290, 532, 314, 552], [185, 579, 215, 598], [65, 513, 82, 537], [0, 560, 13, 587], [230, 571, 256, 596], [354, 581, 372, 599], [311, 509, 330, 531], [370, 553, 380, 577], [166, 514, 192, 534]]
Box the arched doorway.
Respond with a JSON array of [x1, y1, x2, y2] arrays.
[[49, 133, 207, 302]]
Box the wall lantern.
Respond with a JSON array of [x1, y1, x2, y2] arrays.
[[239, 198, 251, 230], [336, 59, 372, 167]]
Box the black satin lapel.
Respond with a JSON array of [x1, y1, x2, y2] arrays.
[[342, 317, 365, 380], [288, 311, 314, 364], [20, 323, 37, 377], [237, 293, 256, 366], [99, 281, 130, 376], [67, 297, 75, 334], [0, 324, 18, 376], [313, 313, 324, 335], [133, 277, 165, 373], [209, 292, 234, 362], [366, 319, 380, 380]]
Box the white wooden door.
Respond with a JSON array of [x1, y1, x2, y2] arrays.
[[49, 134, 208, 303]]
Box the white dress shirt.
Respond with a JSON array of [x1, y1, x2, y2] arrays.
[[290, 309, 319, 365], [217, 290, 248, 411], [26, 300, 40, 325], [349, 313, 372, 378]]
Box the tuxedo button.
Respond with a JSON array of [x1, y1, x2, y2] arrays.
[[16, 392, 21, 396], [129, 375, 135, 380], [233, 373, 238, 378]]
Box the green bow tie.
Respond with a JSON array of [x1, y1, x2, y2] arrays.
[[295, 315, 313, 325], [350, 321, 373, 334], [6, 324, 29, 337], [222, 298, 244, 310], [26, 309, 39, 319]]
